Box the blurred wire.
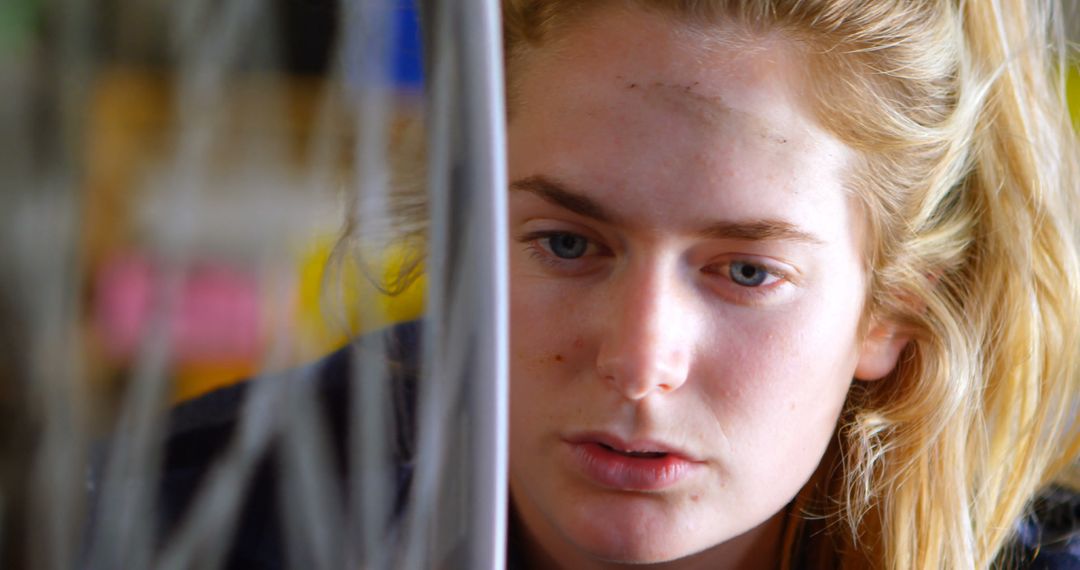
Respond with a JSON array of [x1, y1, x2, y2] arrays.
[[2, 0, 508, 569]]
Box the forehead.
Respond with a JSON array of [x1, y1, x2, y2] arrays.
[[510, 6, 815, 130], [507, 6, 857, 242]]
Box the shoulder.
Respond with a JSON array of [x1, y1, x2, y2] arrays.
[[1011, 485, 1080, 569], [157, 320, 422, 567]]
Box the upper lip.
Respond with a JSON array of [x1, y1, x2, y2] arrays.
[[564, 431, 703, 462]]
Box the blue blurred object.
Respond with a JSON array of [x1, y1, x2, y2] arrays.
[[392, 0, 423, 89], [341, 0, 423, 91]]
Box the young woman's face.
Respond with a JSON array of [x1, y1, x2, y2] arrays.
[[507, 7, 899, 568]]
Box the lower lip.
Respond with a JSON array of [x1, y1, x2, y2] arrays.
[[566, 442, 698, 491]]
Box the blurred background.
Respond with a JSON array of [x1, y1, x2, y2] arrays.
[[2, 2, 433, 566], [1, 0, 426, 411]]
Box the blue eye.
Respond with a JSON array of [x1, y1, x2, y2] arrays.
[[546, 233, 589, 259], [730, 261, 769, 287]]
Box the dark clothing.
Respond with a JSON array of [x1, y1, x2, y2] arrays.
[[1014, 486, 1080, 569], [159, 322, 421, 569], [156, 321, 1078, 569]]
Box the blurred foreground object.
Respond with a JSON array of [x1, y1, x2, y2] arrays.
[[1, 0, 507, 568]]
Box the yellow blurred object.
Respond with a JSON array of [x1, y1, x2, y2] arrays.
[[294, 237, 427, 361], [173, 361, 259, 403]]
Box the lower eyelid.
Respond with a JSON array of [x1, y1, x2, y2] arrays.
[[523, 241, 589, 270]]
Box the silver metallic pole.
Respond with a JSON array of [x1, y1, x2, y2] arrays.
[[409, 0, 508, 567], [457, 2, 510, 567]]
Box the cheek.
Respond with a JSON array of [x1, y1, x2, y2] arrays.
[[507, 272, 591, 427], [698, 293, 862, 477], [707, 327, 849, 425], [509, 271, 572, 373], [507, 250, 610, 363]]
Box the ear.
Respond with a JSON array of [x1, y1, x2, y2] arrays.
[[854, 319, 909, 381]]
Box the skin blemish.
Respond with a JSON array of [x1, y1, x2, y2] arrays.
[[554, 354, 564, 363], [573, 338, 584, 349], [640, 80, 799, 147], [759, 132, 788, 145], [690, 495, 700, 503]]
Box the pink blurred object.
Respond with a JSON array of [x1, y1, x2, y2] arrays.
[[95, 254, 262, 362]]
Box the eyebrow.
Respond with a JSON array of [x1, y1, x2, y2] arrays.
[[510, 175, 824, 246], [696, 220, 824, 245], [510, 175, 616, 223]]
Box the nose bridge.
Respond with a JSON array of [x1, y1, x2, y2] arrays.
[[597, 256, 692, 400]]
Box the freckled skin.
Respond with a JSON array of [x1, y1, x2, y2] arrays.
[[506, 7, 904, 570]]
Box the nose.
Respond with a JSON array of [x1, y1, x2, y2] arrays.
[[595, 262, 693, 401]]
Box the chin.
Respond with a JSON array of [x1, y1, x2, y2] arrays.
[[575, 531, 703, 565], [558, 500, 713, 564], [574, 533, 679, 564]]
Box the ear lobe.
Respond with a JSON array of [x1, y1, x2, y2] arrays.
[[854, 320, 909, 381]]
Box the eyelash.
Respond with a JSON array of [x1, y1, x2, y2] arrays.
[[703, 261, 788, 299], [517, 230, 791, 300], [519, 231, 605, 270]]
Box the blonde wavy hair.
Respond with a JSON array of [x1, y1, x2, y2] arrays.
[[499, 0, 1080, 568]]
